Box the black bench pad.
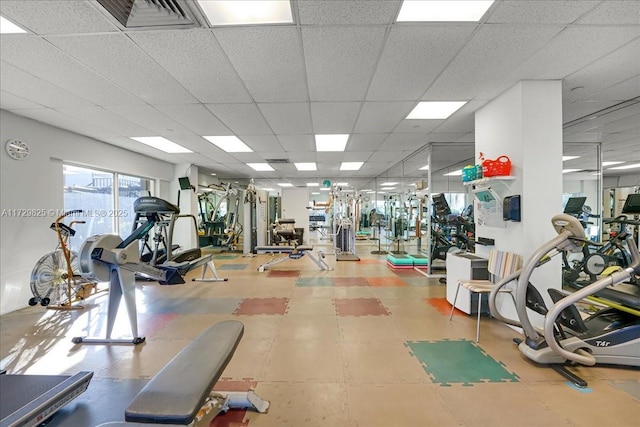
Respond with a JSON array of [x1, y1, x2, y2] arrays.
[[125, 320, 244, 425]]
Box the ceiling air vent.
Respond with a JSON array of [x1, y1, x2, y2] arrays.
[[266, 159, 290, 164], [98, 0, 199, 29]]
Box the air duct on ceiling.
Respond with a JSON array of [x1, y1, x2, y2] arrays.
[[98, 0, 199, 29]]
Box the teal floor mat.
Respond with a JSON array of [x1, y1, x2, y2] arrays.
[[386, 254, 413, 265], [406, 339, 519, 386]]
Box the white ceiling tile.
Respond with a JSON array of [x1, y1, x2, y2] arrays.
[[564, 39, 640, 101], [428, 133, 467, 143], [258, 103, 313, 134], [127, 30, 251, 104], [353, 101, 414, 133], [394, 120, 442, 134], [1, 61, 95, 108], [347, 134, 388, 152], [367, 150, 415, 163], [310, 102, 361, 133], [0, 0, 118, 35], [154, 104, 232, 135], [563, 133, 602, 143], [563, 100, 620, 123], [316, 152, 345, 163], [377, 134, 428, 151], [47, 33, 197, 104], [278, 135, 315, 152], [343, 151, 374, 162], [214, 27, 307, 103], [13, 107, 117, 139], [296, 0, 401, 25], [0, 91, 44, 109], [367, 25, 475, 101], [240, 135, 285, 153], [425, 25, 564, 100], [0, 36, 145, 106], [54, 106, 152, 136], [587, 75, 640, 102], [199, 151, 240, 164], [487, 1, 600, 24], [302, 26, 387, 101], [204, 103, 272, 135], [578, 0, 640, 25], [514, 26, 640, 81], [103, 105, 197, 136], [456, 133, 475, 143]]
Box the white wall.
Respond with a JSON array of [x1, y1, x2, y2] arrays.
[[475, 81, 563, 323], [0, 110, 175, 314]]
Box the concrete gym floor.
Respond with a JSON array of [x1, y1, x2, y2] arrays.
[[1, 242, 639, 426]]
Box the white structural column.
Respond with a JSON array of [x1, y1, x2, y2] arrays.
[[475, 80, 563, 322]]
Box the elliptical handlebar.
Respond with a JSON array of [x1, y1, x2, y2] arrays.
[[542, 235, 640, 366]]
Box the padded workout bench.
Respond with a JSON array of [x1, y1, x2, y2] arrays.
[[98, 321, 268, 426], [256, 245, 332, 272]]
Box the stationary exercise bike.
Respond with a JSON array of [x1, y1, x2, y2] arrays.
[[489, 214, 640, 387], [29, 210, 98, 308]]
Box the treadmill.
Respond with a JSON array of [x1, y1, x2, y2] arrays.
[[0, 370, 93, 427]]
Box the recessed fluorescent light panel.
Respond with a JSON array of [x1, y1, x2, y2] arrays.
[[602, 161, 624, 167], [295, 162, 317, 171], [340, 162, 363, 171], [278, 183, 293, 187], [397, 1, 494, 22], [562, 169, 584, 174], [419, 165, 429, 170], [261, 188, 275, 192], [315, 134, 349, 152], [311, 192, 320, 195], [336, 182, 349, 186], [203, 136, 252, 152], [307, 183, 320, 187], [608, 163, 640, 170], [443, 169, 463, 176], [0, 16, 27, 34], [130, 137, 192, 154], [197, 0, 293, 26], [320, 188, 331, 191], [381, 182, 398, 186], [247, 163, 274, 171], [406, 101, 467, 119], [562, 156, 580, 161]]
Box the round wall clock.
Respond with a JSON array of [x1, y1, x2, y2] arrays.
[[5, 139, 30, 160]]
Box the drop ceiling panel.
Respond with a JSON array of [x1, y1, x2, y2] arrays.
[[563, 100, 622, 123], [47, 33, 197, 104], [377, 134, 428, 152], [214, 27, 307, 103], [0, 36, 145, 106], [514, 27, 640, 81], [428, 133, 467, 143], [199, 152, 239, 164], [487, 1, 600, 24], [204, 104, 273, 136], [342, 151, 374, 162], [15, 108, 118, 139], [0, 91, 44, 110], [296, 0, 400, 25], [353, 101, 414, 133], [367, 149, 416, 163], [302, 26, 387, 101], [563, 133, 602, 143], [103, 105, 196, 136], [367, 25, 476, 101], [240, 135, 285, 153], [347, 134, 388, 152], [258, 103, 313, 134], [128, 30, 252, 104], [0, 0, 118, 35], [578, 0, 640, 25], [394, 120, 442, 133], [563, 39, 640, 102], [425, 25, 563, 100], [278, 135, 315, 152], [154, 104, 231, 135], [1, 62, 95, 108], [310, 102, 361, 133], [315, 152, 345, 163], [587, 76, 640, 102], [55, 106, 152, 136]]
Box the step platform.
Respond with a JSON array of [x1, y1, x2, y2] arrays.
[[407, 253, 429, 268], [386, 254, 414, 269]]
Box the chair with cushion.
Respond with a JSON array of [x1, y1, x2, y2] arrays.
[[449, 249, 522, 342]]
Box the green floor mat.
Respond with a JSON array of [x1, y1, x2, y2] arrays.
[[406, 339, 519, 386], [386, 254, 413, 265]]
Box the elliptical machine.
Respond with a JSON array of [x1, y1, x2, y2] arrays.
[[489, 214, 640, 387]]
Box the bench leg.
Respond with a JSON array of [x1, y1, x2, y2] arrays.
[[257, 254, 289, 272], [305, 251, 332, 271], [192, 259, 228, 282], [195, 390, 270, 425]]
